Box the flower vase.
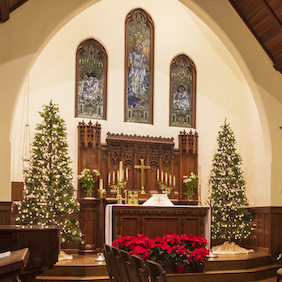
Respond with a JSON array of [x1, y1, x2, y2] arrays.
[[86, 188, 93, 197], [175, 264, 185, 273], [187, 188, 193, 199]]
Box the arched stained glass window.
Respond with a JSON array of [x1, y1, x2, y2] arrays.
[[170, 54, 196, 128], [75, 39, 107, 120], [125, 8, 154, 124]]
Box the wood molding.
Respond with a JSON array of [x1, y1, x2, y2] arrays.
[[0, 0, 9, 22]]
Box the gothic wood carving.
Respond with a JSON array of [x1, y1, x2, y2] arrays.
[[78, 121, 198, 201]]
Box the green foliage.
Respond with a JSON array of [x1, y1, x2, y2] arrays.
[[208, 119, 252, 241], [16, 101, 82, 243]]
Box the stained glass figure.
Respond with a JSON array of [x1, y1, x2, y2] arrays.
[[76, 39, 107, 119], [170, 54, 196, 128], [125, 8, 154, 124]]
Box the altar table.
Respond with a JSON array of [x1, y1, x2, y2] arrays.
[[105, 205, 211, 247]]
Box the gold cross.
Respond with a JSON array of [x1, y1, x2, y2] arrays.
[[156, 197, 162, 204], [134, 159, 151, 194]]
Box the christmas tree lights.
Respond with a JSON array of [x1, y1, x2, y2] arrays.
[[208, 119, 252, 241], [16, 101, 82, 243]]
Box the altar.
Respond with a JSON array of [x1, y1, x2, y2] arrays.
[[105, 204, 211, 246]]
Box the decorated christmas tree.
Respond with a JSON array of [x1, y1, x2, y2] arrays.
[[16, 101, 82, 243], [208, 119, 252, 241]]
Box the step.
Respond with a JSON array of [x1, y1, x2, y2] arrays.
[[36, 264, 281, 282]]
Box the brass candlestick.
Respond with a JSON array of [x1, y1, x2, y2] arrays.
[[109, 179, 128, 204], [157, 180, 174, 195]]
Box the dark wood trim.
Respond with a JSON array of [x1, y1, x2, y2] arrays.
[[0, 0, 9, 22], [0, 202, 16, 225], [212, 206, 282, 258]]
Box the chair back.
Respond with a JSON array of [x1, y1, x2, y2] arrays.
[[120, 249, 140, 282], [131, 254, 150, 282], [103, 244, 120, 282], [112, 246, 130, 282], [146, 260, 168, 282]]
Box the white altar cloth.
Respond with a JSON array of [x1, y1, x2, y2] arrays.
[[105, 204, 211, 248]]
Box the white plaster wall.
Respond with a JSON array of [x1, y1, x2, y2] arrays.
[[11, 0, 266, 205]]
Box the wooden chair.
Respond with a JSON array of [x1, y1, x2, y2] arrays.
[[111, 246, 130, 282], [119, 249, 140, 282], [277, 267, 282, 282], [146, 260, 168, 282], [103, 244, 120, 282], [131, 254, 150, 282]]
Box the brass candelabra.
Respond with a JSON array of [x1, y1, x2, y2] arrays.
[[157, 180, 174, 195], [109, 179, 128, 204]]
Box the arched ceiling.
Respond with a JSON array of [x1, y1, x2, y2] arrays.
[[1, 0, 282, 73]]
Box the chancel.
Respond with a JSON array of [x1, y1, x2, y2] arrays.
[[1, 0, 282, 282]]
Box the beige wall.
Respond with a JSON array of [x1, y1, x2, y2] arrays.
[[1, 0, 281, 206]]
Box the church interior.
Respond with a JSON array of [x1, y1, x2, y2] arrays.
[[1, 0, 282, 281]]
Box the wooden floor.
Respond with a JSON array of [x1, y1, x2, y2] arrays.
[[36, 251, 281, 282]]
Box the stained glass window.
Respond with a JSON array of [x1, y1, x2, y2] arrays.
[[75, 39, 107, 119], [170, 54, 196, 128], [125, 8, 154, 124]]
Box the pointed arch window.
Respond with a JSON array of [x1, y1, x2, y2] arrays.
[[75, 39, 108, 120], [170, 54, 196, 128], [125, 8, 154, 124]]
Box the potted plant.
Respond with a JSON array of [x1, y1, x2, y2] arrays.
[[170, 245, 189, 273], [183, 172, 198, 199], [78, 168, 100, 197]]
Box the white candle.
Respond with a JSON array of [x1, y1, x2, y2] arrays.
[[113, 171, 115, 183], [169, 174, 172, 185], [157, 169, 159, 181], [99, 178, 103, 190], [117, 170, 119, 181], [122, 169, 124, 181], [119, 161, 123, 181], [173, 175, 176, 187], [126, 167, 129, 179], [165, 172, 168, 183], [161, 171, 163, 182], [108, 172, 111, 184]]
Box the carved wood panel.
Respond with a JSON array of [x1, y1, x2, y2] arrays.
[[112, 206, 208, 241], [78, 121, 198, 202]]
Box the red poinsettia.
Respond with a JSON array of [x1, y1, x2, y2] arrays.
[[112, 232, 210, 270]]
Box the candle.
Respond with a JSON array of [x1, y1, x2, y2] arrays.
[[113, 171, 115, 183], [108, 172, 111, 184], [99, 178, 103, 190], [199, 166, 201, 185], [161, 171, 163, 182], [157, 169, 159, 181], [126, 167, 129, 179], [165, 172, 168, 183], [173, 175, 176, 187], [117, 170, 119, 181], [169, 174, 172, 185], [119, 161, 123, 181], [122, 169, 124, 181]]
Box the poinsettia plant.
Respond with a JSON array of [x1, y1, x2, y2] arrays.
[[112, 233, 210, 272], [78, 168, 100, 197]]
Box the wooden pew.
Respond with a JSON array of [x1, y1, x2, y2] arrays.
[[0, 248, 30, 282]]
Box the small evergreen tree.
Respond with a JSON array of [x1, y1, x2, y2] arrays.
[[16, 101, 82, 243], [208, 119, 252, 241]]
